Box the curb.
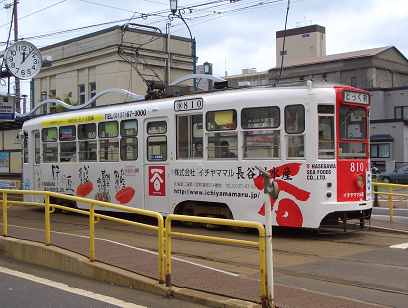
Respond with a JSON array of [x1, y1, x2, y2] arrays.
[[369, 225, 408, 235], [0, 236, 260, 308]]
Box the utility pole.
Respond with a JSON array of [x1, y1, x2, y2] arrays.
[[13, 0, 20, 113]]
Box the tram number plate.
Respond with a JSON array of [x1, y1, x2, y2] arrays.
[[174, 98, 203, 112]]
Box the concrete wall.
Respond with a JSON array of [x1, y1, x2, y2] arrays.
[[371, 122, 404, 162], [370, 91, 386, 120], [371, 88, 408, 120], [276, 31, 325, 67]]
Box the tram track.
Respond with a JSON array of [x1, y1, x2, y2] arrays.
[[5, 208, 407, 254], [277, 268, 408, 297]]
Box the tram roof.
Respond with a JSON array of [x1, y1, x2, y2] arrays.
[[23, 84, 341, 128]]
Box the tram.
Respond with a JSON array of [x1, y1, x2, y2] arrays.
[[22, 82, 372, 228]]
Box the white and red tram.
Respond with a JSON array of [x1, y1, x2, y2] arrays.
[[22, 83, 372, 229]]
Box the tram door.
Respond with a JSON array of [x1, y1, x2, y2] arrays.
[[144, 118, 170, 214], [32, 130, 41, 191]]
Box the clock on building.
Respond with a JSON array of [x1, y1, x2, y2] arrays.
[[4, 40, 42, 80]]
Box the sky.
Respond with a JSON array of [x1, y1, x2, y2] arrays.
[[0, 0, 408, 98]]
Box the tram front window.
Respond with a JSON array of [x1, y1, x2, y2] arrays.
[[339, 106, 368, 158]]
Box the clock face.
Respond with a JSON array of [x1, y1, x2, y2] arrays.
[[5, 41, 42, 80]]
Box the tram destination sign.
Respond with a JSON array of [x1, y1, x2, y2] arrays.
[[344, 91, 369, 104], [174, 98, 203, 112]]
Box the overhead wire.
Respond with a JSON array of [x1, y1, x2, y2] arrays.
[[0, 4, 14, 86], [0, 0, 69, 28], [0, 0, 292, 47], [0, 1, 242, 45], [167, 0, 286, 33], [276, 0, 290, 86], [78, 0, 169, 18]]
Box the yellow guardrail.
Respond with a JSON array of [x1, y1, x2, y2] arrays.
[[165, 214, 268, 303], [0, 189, 270, 306], [0, 189, 166, 283], [372, 182, 408, 223]]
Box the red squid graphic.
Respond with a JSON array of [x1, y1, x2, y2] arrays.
[[253, 163, 310, 227]]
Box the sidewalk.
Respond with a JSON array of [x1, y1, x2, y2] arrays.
[[371, 199, 408, 232]]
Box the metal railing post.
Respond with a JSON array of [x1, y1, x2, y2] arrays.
[[165, 217, 172, 287], [256, 167, 278, 308], [89, 204, 96, 262], [44, 194, 51, 245], [157, 216, 165, 284], [258, 227, 267, 306], [388, 186, 393, 223], [373, 183, 379, 207], [2, 192, 8, 237]]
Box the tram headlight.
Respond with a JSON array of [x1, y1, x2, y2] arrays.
[[356, 175, 364, 189]]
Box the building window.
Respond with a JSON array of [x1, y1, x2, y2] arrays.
[[78, 84, 85, 105], [40, 91, 48, 114], [89, 82, 96, 107], [48, 89, 57, 113], [350, 77, 357, 87], [371, 143, 391, 158], [394, 106, 408, 120]]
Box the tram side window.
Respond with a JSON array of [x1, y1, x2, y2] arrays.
[[120, 119, 138, 161], [99, 121, 119, 162], [42, 127, 58, 163], [78, 123, 97, 162], [206, 110, 237, 159], [147, 121, 167, 161], [318, 105, 335, 159], [177, 114, 203, 159], [242, 107, 280, 159], [285, 105, 305, 159], [34, 131, 40, 164], [23, 131, 28, 163], [59, 125, 77, 162]]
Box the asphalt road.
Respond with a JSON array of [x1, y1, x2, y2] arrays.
[[0, 253, 208, 308], [2, 206, 408, 308]]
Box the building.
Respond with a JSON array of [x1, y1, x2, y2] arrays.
[[226, 25, 408, 168], [196, 62, 213, 91], [0, 92, 22, 188], [32, 24, 195, 111], [268, 45, 408, 89], [226, 68, 269, 87], [275, 24, 326, 68], [370, 87, 408, 171]]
